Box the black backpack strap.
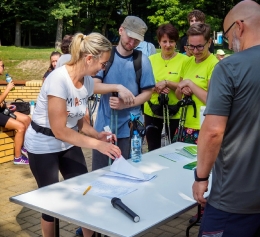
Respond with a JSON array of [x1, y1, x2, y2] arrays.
[[104, 47, 142, 93], [103, 46, 116, 79], [133, 49, 142, 93]]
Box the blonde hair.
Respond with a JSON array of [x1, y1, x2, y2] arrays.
[[68, 32, 112, 65]]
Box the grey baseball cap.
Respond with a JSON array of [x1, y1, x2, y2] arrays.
[[121, 16, 148, 41]]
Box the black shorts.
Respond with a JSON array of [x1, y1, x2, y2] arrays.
[[28, 146, 88, 222], [0, 113, 10, 127]]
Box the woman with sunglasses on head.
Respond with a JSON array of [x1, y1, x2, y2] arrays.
[[174, 23, 218, 144], [24, 33, 121, 237], [0, 59, 31, 164], [42, 51, 61, 82]]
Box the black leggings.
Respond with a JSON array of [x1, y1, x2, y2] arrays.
[[28, 146, 88, 222], [144, 114, 179, 151]]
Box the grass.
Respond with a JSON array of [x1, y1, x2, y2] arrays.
[[0, 46, 59, 81], [0, 46, 233, 82]]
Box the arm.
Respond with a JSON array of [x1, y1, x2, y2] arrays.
[[93, 78, 135, 105], [78, 116, 117, 143], [0, 83, 15, 103], [192, 114, 227, 206], [48, 96, 121, 159], [77, 117, 98, 139], [109, 88, 153, 110], [178, 79, 208, 104], [175, 78, 187, 100], [155, 80, 178, 94], [175, 87, 183, 100]]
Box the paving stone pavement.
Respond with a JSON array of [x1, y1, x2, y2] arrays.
[[0, 146, 199, 237]]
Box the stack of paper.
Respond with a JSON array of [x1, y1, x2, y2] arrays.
[[175, 145, 197, 159], [183, 146, 197, 156], [104, 156, 156, 181], [74, 157, 156, 199]]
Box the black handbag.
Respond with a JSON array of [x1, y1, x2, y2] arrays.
[[11, 99, 30, 115]]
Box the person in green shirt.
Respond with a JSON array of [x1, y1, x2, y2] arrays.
[[174, 23, 218, 144], [174, 22, 219, 226], [144, 23, 188, 151]]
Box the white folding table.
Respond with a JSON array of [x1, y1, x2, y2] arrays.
[[10, 142, 211, 237]]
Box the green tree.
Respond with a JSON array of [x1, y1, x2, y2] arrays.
[[49, 0, 81, 49]]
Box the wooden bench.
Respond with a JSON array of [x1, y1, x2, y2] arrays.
[[0, 80, 42, 164], [0, 127, 15, 164]]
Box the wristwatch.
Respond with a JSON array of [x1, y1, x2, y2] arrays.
[[194, 168, 209, 182]]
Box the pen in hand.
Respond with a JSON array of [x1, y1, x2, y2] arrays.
[[83, 186, 91, 195]]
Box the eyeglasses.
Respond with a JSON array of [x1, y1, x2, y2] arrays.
[[186, 41, 208, 51], [90, 54, 107, 69], [223, 20, 244, 43], [100, 62, 108, 69]]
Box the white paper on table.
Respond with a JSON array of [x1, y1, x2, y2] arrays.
[[73, 176, 137, 199], [104, 156, 156, 181], [89, 179, 137, 199], [160, 152, 195, 162]]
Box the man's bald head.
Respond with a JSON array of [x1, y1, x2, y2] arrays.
[[224, 1, 260, 51], [225, 0, 260, 25]]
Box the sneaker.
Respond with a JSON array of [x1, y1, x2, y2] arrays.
[[14, 155, 29, 165], [76, 227, 83, 236], [76, 228, 102, 237], [21, 147, 28, 158]]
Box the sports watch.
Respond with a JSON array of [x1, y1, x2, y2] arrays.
[[194, 168, 209, 182]]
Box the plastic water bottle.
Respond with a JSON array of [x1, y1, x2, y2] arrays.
[[30, 101, 35, 115], [131, 130, 142, 162], [5, 74, 15, 91]]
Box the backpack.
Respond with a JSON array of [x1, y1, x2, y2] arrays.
[[103, 46, 142, 93]]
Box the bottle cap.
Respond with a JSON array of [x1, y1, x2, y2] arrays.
[[133, 130, 138, 135], [31, 101, 35, 105]]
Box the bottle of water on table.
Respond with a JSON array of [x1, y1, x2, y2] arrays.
[[131, 130, 142, 162], [30, 101, 35, 115]]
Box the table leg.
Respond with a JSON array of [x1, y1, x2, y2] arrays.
[[54, 218, 59, 237], [185, 204, 201, 237]]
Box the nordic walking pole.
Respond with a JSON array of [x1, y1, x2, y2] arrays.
[[109, 92, 118, 165], [166, 104, 171, 144], [163, 104, 168, 146], [112, 92, 118, 146], [177, 104, 187, 142]]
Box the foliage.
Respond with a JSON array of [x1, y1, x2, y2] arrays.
[[1, 0, 260, 47]]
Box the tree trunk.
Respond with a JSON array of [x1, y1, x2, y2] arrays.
[[14, 19, 21, 47], [29, 29, 32, 47], [23, 34, 26, 46], [55, 19, 63, 50], [101, 6, 113, 36]]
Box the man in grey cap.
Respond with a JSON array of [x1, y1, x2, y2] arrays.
[[92, 15, 155, 171]]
